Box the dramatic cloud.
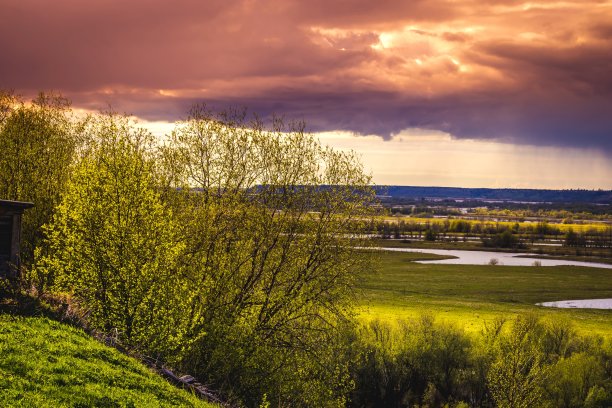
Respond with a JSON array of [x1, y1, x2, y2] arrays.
[[2, 0, 611, 151]]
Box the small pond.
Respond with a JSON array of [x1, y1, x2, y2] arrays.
[[537, 299, 612, 309]]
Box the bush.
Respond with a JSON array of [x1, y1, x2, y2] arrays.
[[424, 228, 437, 241], [486, 314, 550, 408], [349, 316, 475, 407], [481, 229, 522, 249], [545, 353, 609, 408], [35, 114, 186, 354]]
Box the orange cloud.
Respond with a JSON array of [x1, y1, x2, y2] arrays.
[[1, 0, 611, 151]]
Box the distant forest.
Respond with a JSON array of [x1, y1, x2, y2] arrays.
[[376, 186, 612, 204]]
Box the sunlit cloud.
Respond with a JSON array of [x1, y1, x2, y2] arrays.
[[316, 129, 612, 189], [2, 0, 611, 187]]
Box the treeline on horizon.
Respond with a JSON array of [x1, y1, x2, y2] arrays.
[[389, 202, 612, 219], [375, 186, 612, 204], [1, 91, 611, 407], [373, 218, 612, 252]]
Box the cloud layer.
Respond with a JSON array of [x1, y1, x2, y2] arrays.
[[2, 0, 611, 151]]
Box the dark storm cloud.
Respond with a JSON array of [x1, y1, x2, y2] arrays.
[[1, 0, 611, 151]]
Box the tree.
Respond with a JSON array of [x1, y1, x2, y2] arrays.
[[36, 105, 377, 406], [487, 315, 550, 408], [36, 114, 186, 354], [482, 228, 520, 248], [0, 91, 78, 266], [424, 228, 437, 241], [564, 228, 582, 247], [158, 105, 377, 406]]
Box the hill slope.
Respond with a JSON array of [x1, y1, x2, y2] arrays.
[[0, 315, 214, 407]]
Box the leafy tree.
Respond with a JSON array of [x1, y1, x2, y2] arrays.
[[487, 315, 550, 408], [0, 91, 78, 266], [545, 353, 609, 408], [36, 114, 186, 354], [349, 317, 474, 408], [482, 228, 520, 249], [563, 228, 580, 247], [158, 106, 376, 406], [424, 228, 437, 241]]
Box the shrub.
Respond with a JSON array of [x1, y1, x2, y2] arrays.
[[35, 114, 186, 354]]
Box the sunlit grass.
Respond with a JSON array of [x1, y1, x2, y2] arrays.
[[356, 251, 612, 338], [0, 315, 215, 407]]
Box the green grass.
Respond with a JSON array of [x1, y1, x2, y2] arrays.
[[357, 251, 612, 337], [514, 253, 612, 265], [0, 315, 215, 407]]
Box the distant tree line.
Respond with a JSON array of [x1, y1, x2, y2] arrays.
[[385, 200, 612, 219], [376, 186, 612, 205], [372, 219, 612, 251]]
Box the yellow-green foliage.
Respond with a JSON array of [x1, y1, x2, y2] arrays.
[[32, 107, 378, 407], [158, 106, 377, 407], [0, 92, 79, 265], [34, 114, 188, 355], [383, 216, 610, 234], [347, 314, 612, 408]]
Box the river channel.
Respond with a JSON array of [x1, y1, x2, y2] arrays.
[[380, 247, 612, 269]]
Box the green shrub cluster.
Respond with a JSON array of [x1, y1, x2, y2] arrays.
[[346, 314, 611, 408]]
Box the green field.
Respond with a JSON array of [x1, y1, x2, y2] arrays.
[[356, 251, 612, 337], [0, 315, 214, 407]]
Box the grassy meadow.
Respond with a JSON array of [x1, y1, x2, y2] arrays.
[[356, 250, 612, 337], [0, 315, 214, 407]]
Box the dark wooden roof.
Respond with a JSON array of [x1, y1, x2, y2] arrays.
[[0, 200, 34, 211]]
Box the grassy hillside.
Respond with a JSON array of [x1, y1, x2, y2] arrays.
[[0, 315, 215, 407], [357, 251, 612, 337]]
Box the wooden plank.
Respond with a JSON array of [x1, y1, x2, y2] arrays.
[[9, 213, 21, 277]]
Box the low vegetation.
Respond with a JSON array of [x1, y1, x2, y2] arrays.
[[347, 314, 611, 408]]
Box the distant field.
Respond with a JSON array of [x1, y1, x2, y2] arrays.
[[0, 316, 214, 407], [380, 215, 611, 233], [383, 215, 610, 233], [356, 251, 612, 337]]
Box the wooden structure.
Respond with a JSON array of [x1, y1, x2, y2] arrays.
[[0, 200, 34, 277]]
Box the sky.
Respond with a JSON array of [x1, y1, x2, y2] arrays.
[[1, 0, 611, 188]]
